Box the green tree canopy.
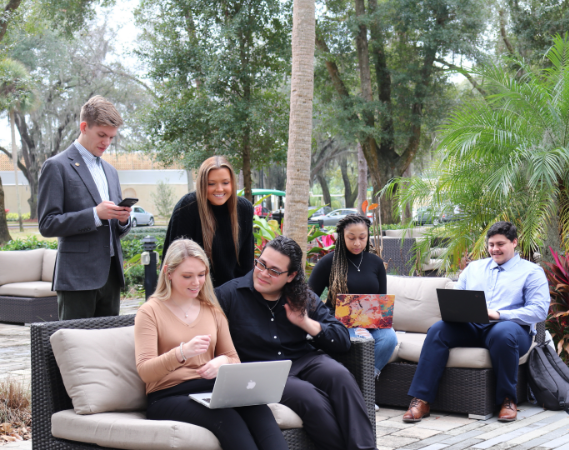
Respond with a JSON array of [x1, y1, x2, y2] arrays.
[[388, 34, 569, 272], [313, 0, 489, 222], [135, 0, 292, 199]]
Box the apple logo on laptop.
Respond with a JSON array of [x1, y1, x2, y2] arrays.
[[247, 380, 256, 390]]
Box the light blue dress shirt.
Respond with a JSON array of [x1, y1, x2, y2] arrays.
[[75, 140, 129, 257], [455, 253, 550, 334]]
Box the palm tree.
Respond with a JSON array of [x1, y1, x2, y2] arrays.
[[0, 58, 36, 233], [283, 0, 315, 261], [387, 34, 569, 273]]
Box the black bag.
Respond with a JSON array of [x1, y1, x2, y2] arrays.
[[527, 341, 569, 414]]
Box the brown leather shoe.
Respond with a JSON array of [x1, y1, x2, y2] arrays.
[[498, 397, 517, 422], [403, 398, 430, 423]]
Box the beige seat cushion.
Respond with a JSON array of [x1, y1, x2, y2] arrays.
[[387, 340, 401, 364], [396, 332, 534, 368], [50, 327, 147, 414], [445, 281, 456, 289], [384, 229, 409, 238], [269, 403, 303, 429], [0, 249, 44, 285], [52, 410, 222, 450], [42, 250, 57, 282], [389, 276, 450, 333], [429, 248, 445, 258], [0, 281, 55, 298], [52, 404, 303, 450], [421, 259, 443, 272]]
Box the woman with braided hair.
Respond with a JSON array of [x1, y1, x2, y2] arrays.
[[309, 214, 398, 381]]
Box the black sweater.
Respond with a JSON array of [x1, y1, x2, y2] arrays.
[[308, 250, 387, 312], [162, 192, 254, 288]]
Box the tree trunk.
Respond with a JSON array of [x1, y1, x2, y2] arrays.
[[0, 177, 12, 244], [340, 156, 357, 208], [401, 165, 413, 222], [357, 142, 368, 213], [238, 170, 244, 190], [283, 0, 315, 263], [317, 172, 332, 207], [10, 111, 24, 232], [186, 169, 194, 192], [242, 131, 253, 203]]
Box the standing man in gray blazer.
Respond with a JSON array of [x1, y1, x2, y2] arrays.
[[38, 95, 132, 320]]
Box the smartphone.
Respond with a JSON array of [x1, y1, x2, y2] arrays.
[[118, 198, 138, 207]]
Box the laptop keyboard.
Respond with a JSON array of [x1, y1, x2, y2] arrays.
[[203, 398, 211, 403]]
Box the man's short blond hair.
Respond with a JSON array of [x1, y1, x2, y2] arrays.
[[80, 95, 123, 128]]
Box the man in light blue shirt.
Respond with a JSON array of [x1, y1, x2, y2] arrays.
[[403, 222, 550, 423]]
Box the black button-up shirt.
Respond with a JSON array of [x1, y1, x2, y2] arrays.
[[215, 271, 351, 362]]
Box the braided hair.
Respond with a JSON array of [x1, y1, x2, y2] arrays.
[[327, 214, 371, 308], [264, 235, 311, 315]]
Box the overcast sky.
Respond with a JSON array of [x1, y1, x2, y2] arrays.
[[0, 0, 139, 150]]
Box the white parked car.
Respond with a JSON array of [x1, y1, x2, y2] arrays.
[[130, 206, 154, 227]]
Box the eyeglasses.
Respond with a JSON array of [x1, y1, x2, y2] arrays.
[[254, 259, 288, 278]]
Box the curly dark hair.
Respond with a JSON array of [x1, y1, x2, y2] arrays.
[[487, 221, 518, 242], [328, 214, 371, 308], [263, 235, 311, 315]]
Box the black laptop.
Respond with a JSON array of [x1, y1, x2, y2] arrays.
[[436, 289, 490, 324]]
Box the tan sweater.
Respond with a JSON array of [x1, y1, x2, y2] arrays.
[[134, 297, 240, 394]]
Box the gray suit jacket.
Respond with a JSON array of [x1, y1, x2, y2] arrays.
[[38, 144, 131, 291]]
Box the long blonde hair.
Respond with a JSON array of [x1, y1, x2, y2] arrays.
[[152, 239, 224, 314], [195, 156, 239, 263]]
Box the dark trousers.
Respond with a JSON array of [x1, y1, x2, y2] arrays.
[[408, 321, 532, 406], [57, 256, 121, 320], [147, 378, 288, 450], [281, 352, 377, 450]]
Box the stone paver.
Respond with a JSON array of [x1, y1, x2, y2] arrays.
[[374, 404, 569, 450], [394, 427, 443, 439], [0, 298, 568, 449]]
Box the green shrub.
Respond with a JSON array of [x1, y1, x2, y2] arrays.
[[0, 236, 57, 250], [126, 227, 167, 240], [6, 213, 31, 221], [122, 236, 164, 293]]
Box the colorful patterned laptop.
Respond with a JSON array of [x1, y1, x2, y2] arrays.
[[335, 294, 395, 328]]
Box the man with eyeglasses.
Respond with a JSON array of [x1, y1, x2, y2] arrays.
[[215, 235, 379, 450]]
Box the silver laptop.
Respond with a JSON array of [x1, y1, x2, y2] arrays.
[[189, 360, 292, 409]]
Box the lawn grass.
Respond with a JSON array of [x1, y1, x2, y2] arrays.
[[6, 227, 56, 243]]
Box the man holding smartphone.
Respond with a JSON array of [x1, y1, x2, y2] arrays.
[[38, 96, 132, 320]]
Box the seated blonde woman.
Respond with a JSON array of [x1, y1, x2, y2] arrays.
[[134, 239, 288, 450]]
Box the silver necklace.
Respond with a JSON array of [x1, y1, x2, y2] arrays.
[[171, 300, 192, 318], [348, 253, 364, 272], [266, 298, 281, 317]]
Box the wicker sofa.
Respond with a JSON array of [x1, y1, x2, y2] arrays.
[[0, 249, 58, 324], [380, 227, 447, 274], [377, 275, 545, 419], [31, 315, 376, 450]]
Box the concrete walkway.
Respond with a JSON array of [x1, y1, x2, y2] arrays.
[[1, 298, 568, 449]]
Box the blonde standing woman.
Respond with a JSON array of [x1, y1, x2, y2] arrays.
[[135, 239, 288, 450], [162, 156, 254, 287]]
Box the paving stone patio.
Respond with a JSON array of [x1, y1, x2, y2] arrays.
[[0, 297, 568, 449]]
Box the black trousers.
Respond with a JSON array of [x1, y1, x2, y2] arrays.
[[281, 351, 377, 450], [147, 378, 288, 450], [57, 256, 121, 320]]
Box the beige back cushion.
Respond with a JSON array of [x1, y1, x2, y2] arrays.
[[385, 229, 408, 238], [0, 249, 44, 286], [50, 327, 147, 415], [389, 275, 451, 333], [42, 249, 57, 282], [384, 227, 428, 239]]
